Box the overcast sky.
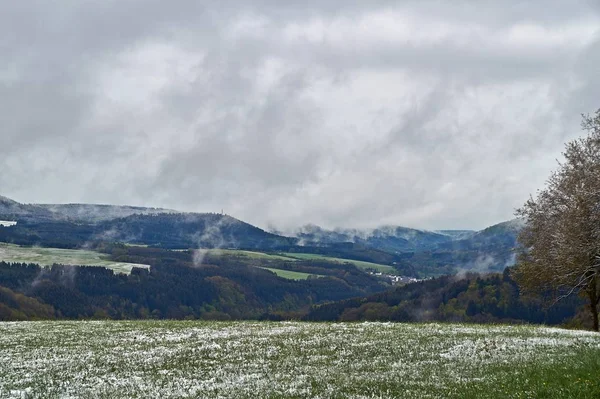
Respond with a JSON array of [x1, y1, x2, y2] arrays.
[[1, 1, 599, 231]]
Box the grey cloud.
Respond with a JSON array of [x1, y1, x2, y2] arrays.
[[1, 1, 599, 230]]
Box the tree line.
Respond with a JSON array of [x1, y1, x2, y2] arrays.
[[304, 269, 583, 328], [0, 245, 389, 321]]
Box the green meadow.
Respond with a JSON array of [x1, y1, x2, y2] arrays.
[[259, 267, 322, 280], [196, 249, 395, 277], [0, 243, 148, 274], [195, 249, 296, 261], [281, 252, 396, 273]]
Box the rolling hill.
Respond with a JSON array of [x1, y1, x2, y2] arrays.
[[97, 213, 294, 249], [282, 224, 455, 252], [0, 194, 524, 276], [0, 195, 176, 223]]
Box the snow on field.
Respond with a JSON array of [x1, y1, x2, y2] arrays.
[[0, 243, 149, 274], [0, 321, 598, 398]]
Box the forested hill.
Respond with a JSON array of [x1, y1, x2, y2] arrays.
[[0, 195, 58, 222], [435, 219, 523, 252], [38, 203, 177, 222], [1, 194, 523, 276], [304, 269, 585, 328], [282, 221, 522, 276], [0, 245, 388, 321], [282, 221, 520, 256], [0, 213, 295, 250], [0, 195, 175, 223], [98, 213, 294, 249], [0, 253, 585, 327], [279, 224, 456, 252]]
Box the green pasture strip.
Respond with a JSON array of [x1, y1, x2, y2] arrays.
[[258, 266, 322, 280], [281, 252, 396, 273], [196, 249, 298, 261], [0, 242, 149, 274]]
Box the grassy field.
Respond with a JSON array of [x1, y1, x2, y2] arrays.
[[0, 243, 149, 274], [281, 252, 396, 273], [196, 249, 297, 261], [0, 321, 598, 398], [196, 249, 395, 277], [259, 267, 322, 280], [196, 250, 323, 280], [195, 249, 396, 274]]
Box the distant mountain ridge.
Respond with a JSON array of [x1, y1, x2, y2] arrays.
[[38, 203, 177, 222], [0, 195, 176, 222], [435, 230, 476, 240], [279, 220, 522, 276], [0, 195, 293, 250], [0, 195, 58, 221], [98, 213, 294, 249], [0, 194, 523, 276], [282, 224, 480, 253]]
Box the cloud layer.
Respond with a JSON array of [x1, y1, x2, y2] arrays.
[[1, 1, 599, 230]]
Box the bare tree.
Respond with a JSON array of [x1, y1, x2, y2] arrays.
[[513, 110, 600, 331]]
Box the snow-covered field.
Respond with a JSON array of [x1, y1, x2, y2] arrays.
[[0, 321, 599, 398]]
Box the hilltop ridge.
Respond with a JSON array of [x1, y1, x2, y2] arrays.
[[0, 194, 523, 276]]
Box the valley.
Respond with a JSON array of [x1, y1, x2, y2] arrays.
[[0, 194, 520, 278], [3, 3, 599, 397], [0, 194, 583, 328]]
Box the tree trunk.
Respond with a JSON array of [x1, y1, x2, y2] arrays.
[[592, 301, 599, 332], [589, 281, 599, 332]]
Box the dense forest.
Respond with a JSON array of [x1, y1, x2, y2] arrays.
[[304, 269, 584, 328], [0, 243, 586, 327], [0, 213, 294, 251], [0, 245, 388, 321], [1, 195, 586, 327], [1, 195, 526, 278], [0, 217, 519, 278]]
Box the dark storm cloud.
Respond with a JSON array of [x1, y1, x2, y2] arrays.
[[1, 1, 599, 230]]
